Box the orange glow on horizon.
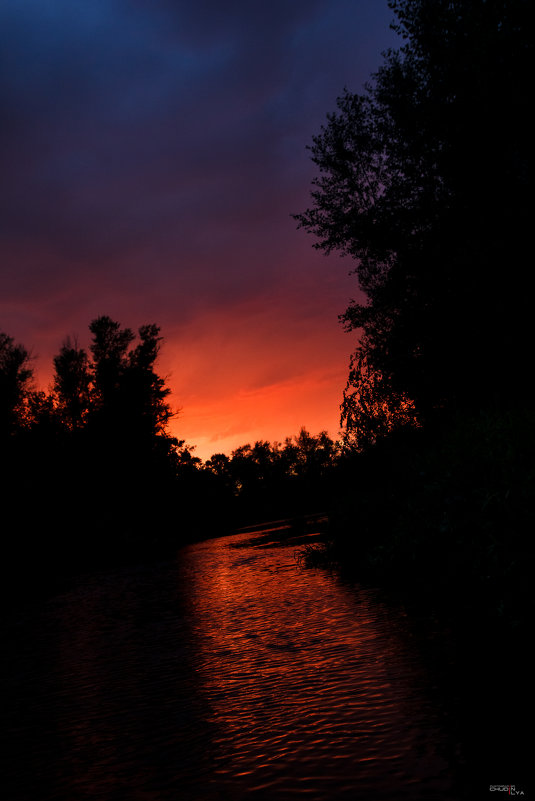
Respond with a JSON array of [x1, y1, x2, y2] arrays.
[[171, 364, 346, 461], [28, 290, 351, 462], [159, 296, 350, 460]]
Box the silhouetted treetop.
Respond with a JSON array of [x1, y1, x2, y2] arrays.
[[84, 316, 174, 442], [2, 317, 175, 452], [89, 316, 135, 409], [124, 323, 173, 436], [296, 0, 532, 437], [204, 430, 341, 517], [0, 331, 33, 437], [53, 338, 91, 430]]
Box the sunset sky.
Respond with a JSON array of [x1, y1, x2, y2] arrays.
[[1, 0, 397, 460]]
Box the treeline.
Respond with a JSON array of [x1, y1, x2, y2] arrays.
[[1, 317, 175, 442], [294, 0, 534, 632], [205, 429, 341, 524], [2, 318, 192, 583], [1, 319, 344, 589]]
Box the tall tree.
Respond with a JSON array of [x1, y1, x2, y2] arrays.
[[124, 323, 173, 440], [89, 315, 135, 427], [53, 338, 91, 430], [295, 0, 532, 432], [88, 316, 173, 443], [0, 332, 33, 437]]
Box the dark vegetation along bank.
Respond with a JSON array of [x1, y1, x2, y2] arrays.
[[1, 0, 533, 645], [294, 0, 534, 636], [1, 318, 343, 596]]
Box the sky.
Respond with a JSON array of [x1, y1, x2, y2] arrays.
[[1, 0, 397, 460]]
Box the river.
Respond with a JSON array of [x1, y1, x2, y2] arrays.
[[3, 519, 496, 800]]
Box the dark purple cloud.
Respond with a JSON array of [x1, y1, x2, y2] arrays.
[[1, 0, 397, 455]]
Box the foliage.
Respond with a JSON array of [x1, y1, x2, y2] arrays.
[[1, 317, 185, 580], [87, 316, 173, 442], [2, 317, 346, 584], [204, 428, 342, 523], [295, 0, 533, 431], [341, 352, 418, 449], [0, 331, 33, 437], [308, 407, 535, 630], [53, 338, 91, 430]]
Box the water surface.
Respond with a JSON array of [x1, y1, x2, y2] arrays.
[[4, 521, 461, 800]]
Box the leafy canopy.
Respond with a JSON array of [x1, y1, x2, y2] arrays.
[[295, 0, 532, 444]]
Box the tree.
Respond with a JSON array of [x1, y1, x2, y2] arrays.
[[123, 323, 174, 440], [205, 452, 230, 479], [340, 353, 417, 449], [295, 0, 532, 429], [87, 316, 174, 444], [284, 428, 340, 477], [89, 315, 135, 427], [53, 338, 91, 430], [0, 331, 33, 437]]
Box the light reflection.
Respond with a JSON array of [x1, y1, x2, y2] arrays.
[[184, 523, 454, 798], [5, 526, 458, 801]]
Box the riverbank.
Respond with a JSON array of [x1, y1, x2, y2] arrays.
[[302, 407, 534, 632], [294, 407, 534, 795]]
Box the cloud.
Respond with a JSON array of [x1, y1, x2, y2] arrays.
[[1, 0, 396, 452]]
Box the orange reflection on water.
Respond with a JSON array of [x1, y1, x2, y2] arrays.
[[184, 524, 454, 799]]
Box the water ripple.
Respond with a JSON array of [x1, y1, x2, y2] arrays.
[[3, 524, 459, 800]]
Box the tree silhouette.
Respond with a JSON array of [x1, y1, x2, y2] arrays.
[[289, 428, 341, 478], [53, 338, 91, 430], [295, 0, 532, 429], [89, 315, 135, 431], [203, 430, 341, 523], [0, 331, 33, 438], [44, 317, 180, 558], [341, 353, 418, 449], [86, 316, 174, 447], [122, 323, 173, 441]]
